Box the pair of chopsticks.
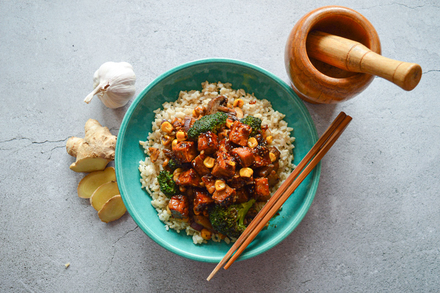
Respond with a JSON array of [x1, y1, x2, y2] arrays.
[[207, 112, 352, 281]]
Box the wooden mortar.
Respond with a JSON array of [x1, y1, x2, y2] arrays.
[[285, 6, 421, 104]]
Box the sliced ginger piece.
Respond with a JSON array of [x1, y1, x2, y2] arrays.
[[98, 195, 127, 223], [77, 167, 116, 198], [66, 119, 116, 172], [90, 181, 120, 211], [71, 157, 111, 173]]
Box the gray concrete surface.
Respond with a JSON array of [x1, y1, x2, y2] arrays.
[[1, 0, 439, 292]]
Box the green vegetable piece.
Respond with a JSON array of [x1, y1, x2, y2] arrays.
[[240, 115, 262, 136], [167, 158, 181, 171], [209, 199, 256, 239], [187, 112, 228, 140], [157, 170, 179, 198]]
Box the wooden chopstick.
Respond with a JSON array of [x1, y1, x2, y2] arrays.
[[206, 112, 348, 281], [223, 113, 352, 269], [207, 112, 352, 281]]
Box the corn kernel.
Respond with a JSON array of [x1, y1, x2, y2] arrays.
[[266, 135, 273, 144], [172, 139, 178, 148], [203, 156, 215, 168], [239, 167, 253, 177], [161, 135, 173, 146], [176, 130, 187, 141], [194, 106, 205, 115], [226, 118, 234, 128], [269, 152, 277, 162], [215, 180, 226, 191], [233, 98, 244, 108], [179, 186, 186, 192], [173, 168, 182, 181], [201, 228, 212, 240], [162, 157, 170, 168], [166, 205, 172, 215], [247, 137, 258, 148], [160, 121, 174, 134]]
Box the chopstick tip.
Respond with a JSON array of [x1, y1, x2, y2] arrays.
[[207, 267, 220, 281]]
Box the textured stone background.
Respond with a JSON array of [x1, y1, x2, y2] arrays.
[[1, 1, 439, 292]]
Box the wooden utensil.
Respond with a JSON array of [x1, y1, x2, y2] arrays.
[[307, 31, 422, 91], [207, 112, 352, 281]]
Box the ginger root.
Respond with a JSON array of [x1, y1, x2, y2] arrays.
[[90, 181, 120, 211], [98, 194, 127, 223], [66, 119, 116, 172], [77, 167, 116, 198], [78, 171, 127, 222]]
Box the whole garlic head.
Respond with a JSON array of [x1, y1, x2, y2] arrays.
[[84, 62, 136, 109]]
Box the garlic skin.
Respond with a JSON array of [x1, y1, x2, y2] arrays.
[[84, 62, 136, 109]]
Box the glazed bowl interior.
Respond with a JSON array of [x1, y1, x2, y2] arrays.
[[303, 6, 381, 82], [306, 9, 381, 80], [115, 58, 320, 263]]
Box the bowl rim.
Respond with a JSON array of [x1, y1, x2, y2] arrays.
[[116, 58, 321, 262]]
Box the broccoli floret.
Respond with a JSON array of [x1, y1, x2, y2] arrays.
[[157, 170, 179, 198], [187, 112, 228, 139], [167, 158, 181, 171], [209, 199, 256, 239], [240, 115, 262, 136]]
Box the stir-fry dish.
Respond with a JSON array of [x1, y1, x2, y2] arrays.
[[139, 82, 294, 244]]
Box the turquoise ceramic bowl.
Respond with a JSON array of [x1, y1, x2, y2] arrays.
[[115, 58, 320, 263]]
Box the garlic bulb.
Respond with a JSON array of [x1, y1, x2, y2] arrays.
[[84, 62, 136, 109]]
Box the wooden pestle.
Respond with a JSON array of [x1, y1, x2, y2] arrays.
[[306, 31, 422, 91]]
